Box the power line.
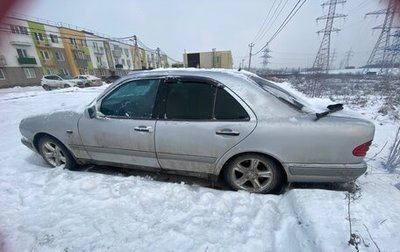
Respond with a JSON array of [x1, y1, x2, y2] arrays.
[[254, 0, 290, 44], [252, 0, 307, 56], [252, 0, 278, 44], [3, 16, 178, 64]]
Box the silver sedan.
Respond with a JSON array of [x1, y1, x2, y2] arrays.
[[19, 69, 375, 194]]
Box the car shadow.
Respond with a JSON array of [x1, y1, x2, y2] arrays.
[[79, 165, 358, 194]]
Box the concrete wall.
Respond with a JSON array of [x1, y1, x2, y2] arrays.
[[0, 67, 42, 88]]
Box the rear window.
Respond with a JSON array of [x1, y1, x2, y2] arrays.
[[249, 76, 306, 111]]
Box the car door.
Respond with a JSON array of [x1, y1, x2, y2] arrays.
[[45, 75, 57, 88], [78, 78, 162, 168], [155, 77, 257, 174]]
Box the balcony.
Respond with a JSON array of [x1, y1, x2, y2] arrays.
[[71, 44, 83, 51], [10, 41, 33, 46], [17, 57, 37, 65], [75, 58, 88, 67], [94, 47, 104, 55], [37, 41, 51, 48], [42, 59, 55, 67]]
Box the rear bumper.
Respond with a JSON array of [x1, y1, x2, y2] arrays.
[[285, 162, 367, 183]]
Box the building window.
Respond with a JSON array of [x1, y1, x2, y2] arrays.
[[16, 48, 28, 58], [70, 38, 77, 46], [127, 60, 131, 67], [60, 68, 70, 76], [50, 34, 58, 43], [80, 39, 87, 47], [34, 32, 44, 42], [121, 59, 125, 65], [0, 69, 5, 80], [46, 69, 53, 75], [40, 50, 50, 60], [55, 51, 65, 61], [124, 48, 129, 57], [10, 25, 28, 35], [23, 68, 36, 79]]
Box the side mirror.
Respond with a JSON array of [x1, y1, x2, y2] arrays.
[[87, 105, 96, 119]]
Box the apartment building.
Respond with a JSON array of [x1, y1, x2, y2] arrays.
[[0, 18, 42, 87], [0, 16, 170, 88]]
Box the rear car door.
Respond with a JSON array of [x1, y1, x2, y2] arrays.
[[155, 77, 257, 174], [78, 78, 162, 168]]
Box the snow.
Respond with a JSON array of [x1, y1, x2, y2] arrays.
[[1, 85, 400, 251]]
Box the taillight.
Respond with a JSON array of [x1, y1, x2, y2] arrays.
[[352, 141, 372, 157]]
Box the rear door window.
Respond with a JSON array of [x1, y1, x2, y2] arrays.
[[165, 81, 215, 120]]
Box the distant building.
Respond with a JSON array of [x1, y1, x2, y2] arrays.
[[0, 16, 170, 88], [183, 49, 233, 69]]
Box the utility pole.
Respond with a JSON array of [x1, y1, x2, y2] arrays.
[[132, 35, 141, 69], [248, 43, 254, 70], [312, 0, 347, 73], [364, 0, 400, 74]]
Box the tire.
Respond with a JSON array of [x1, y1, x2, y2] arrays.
[[64, 84, 71, 88], [38, 136, 78, 170], [84, 83, 90, 87], [224, 154, 283, 194], [42, 84, 50, 91]]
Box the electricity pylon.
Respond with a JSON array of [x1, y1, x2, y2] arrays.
[[312, 0, 346, 73], [364, 0, 400, 74], [260, 47, 271, 69]]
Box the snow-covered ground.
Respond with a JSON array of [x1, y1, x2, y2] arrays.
[[1, 84, 400, 252]]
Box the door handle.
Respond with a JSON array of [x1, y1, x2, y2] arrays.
[[216, 129, 240, 136], [134, 126, 153, 132]]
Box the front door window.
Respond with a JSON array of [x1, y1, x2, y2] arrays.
[[100, 79, 160, 119]]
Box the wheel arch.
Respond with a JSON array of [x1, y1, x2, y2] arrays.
[[217, 151, 288, 184], [33, 132, 78, 162]]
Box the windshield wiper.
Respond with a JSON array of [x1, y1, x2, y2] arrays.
[[278, 97, 304, 111], [315, 103, 343, 121]]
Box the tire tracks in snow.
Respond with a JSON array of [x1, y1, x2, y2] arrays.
[[272, 190, 320, 252]]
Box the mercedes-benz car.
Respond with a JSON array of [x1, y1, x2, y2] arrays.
[[20, 69, 375, 194]]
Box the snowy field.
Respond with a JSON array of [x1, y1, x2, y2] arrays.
[[1, 84, 400, 252]]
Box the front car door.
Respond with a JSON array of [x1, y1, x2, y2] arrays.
[[155, 77, 257, 174], [78, 78, 162, 168]]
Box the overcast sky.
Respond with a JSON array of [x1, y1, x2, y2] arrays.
[[14, 0, 389, 69]]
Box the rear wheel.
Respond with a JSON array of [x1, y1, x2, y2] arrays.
[[224, 154, 282, 194], [64, 84, 71, 88], [38, 136, 77, 170], [84, 83, 90, 87]]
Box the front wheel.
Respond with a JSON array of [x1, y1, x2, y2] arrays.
[[38, 136, 77, 170], [224, 154, 283, 194], [42, 84, 50, 91], [64, 84, 71, 88]]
